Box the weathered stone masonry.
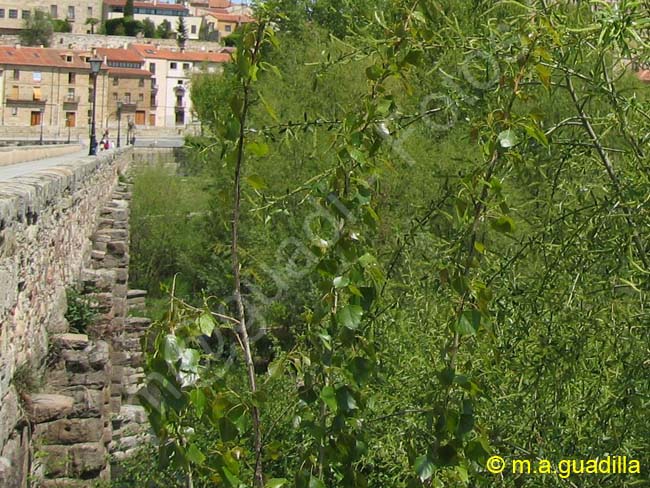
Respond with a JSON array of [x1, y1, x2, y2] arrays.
[[0, 149, 149, 487]]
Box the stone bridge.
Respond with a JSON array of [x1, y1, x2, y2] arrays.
[[0, 148, 156, 487]]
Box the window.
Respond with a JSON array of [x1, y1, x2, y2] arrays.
[[150, 95, 156, 106], [170, 62, 177, 69], [225, 24, 232, 32], [112, 77, 118, 86], [124, 93, 131, 103], [0, 9, 5, 18], [88, 87, 92, 102], [11, 107, 17, 116], [87, 6, 92, 16], [21, 10, 29, 19], [67, 88, 75, 100], [33, 87, 42, 101], [151, 78, 157, 88], [113, 92, 118, 101], [66, 112, 76, 127], [50, 5, 57, 17], [176, 95, 183, 107], [190, 25, 196, 34], [149, 62, 155, 73], [177, 80, 183, 85], [68, 72, 75, 84], [32, 72, 41, 82], [138, 79, 144, 87], [138, 93, 144, 102], [182, 63, 190, 70], [30, 111, 42, 126], [66, 55, 73, 62], [13, 69, 19, 80], [67, 6, 74, 19], [9, 9, 17, 19]]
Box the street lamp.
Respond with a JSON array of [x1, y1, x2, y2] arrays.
[[39, 107, 45, 145], [116, 101, 122, 148], [88, 56, 102, 156]]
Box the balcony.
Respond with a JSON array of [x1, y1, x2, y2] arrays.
[[120, 101, 137, 111], [5, 95, 47, 106], [63, 95, 80, 106]]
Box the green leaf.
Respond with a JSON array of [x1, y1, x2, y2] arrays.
[[189, 389, 206, 417], [366, 64, 382, 81], [186, 444, 206, 465], [320, 386, 338, 412], [198, 313, 215, 336], [456, 312, 476, 337], [535, 64, 552, 89], [336, 386, 358, 412], [309, 477, 326, 488], [498, 129, 520, 148], [266, 479, 288, 488], [245, 174, 268, 190], [163, 335, 182, 363], [336, 305, 363, 330], [333, 276, 350, 289], [219, 417, 239, 442], [248, 142, 270, 157], [267, 358, 285, 379], [490, 216, 516, 234], [414, 455, 435, 482]]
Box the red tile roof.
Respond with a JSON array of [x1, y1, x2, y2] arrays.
[[131, 44, 231, 63], [96, 47, 145, 63], [103, 0, 188, 11], [0, 46, 94, 69], [107, 67, 152, 77], [204, 9, 253, 22]]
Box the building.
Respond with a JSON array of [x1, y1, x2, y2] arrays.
[[200, 9, 252, 40], [0, 44, 108, 141], [132, 43, 228, 127], [96, 46, 155, 133], [103, 0, 203, 40], [0, 0, 103, 34], [0, 42, 230, 140]]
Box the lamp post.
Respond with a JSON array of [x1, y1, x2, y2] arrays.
[[88, 56, 102, 156], [39, 107, 45, 145], [116, 101, 122, 148]]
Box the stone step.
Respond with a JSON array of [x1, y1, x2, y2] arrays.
[[25, 394, 74, 423], [126, 289, 147, 299], [51, 334, 89, 351]]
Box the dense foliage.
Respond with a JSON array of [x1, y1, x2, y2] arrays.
[[123, 1, 650, 487]]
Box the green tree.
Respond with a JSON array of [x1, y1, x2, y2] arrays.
[[19, 10, 53, 47], [155, 19, 173, 39], [142, 17, 155, 38], [85, 17, 99, 34], [176, 16, 188, 48], [52, 19, 72, 33], [124, 0, 134, 18]]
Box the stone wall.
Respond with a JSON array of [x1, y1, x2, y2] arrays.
[[0, 144, 83, 167], [0, 33, 224, 52], [0, 148, 132, 486]]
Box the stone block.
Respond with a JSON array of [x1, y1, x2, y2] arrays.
[[0, 429, 29, 488], [25, 394, 74, 424], [51, 334, 89, 351], [0, 386, 19, 448], [69, 442, 106, 477], [66, 371, 108, 389], [33, 418, 103, 445]]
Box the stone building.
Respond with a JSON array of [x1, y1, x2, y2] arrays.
[[131, 43, 228, 128], [0, 45, 109, 141], [103, 0, 203, 40], [0, 0, 103, 35], [96, 47, 154, 135]]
